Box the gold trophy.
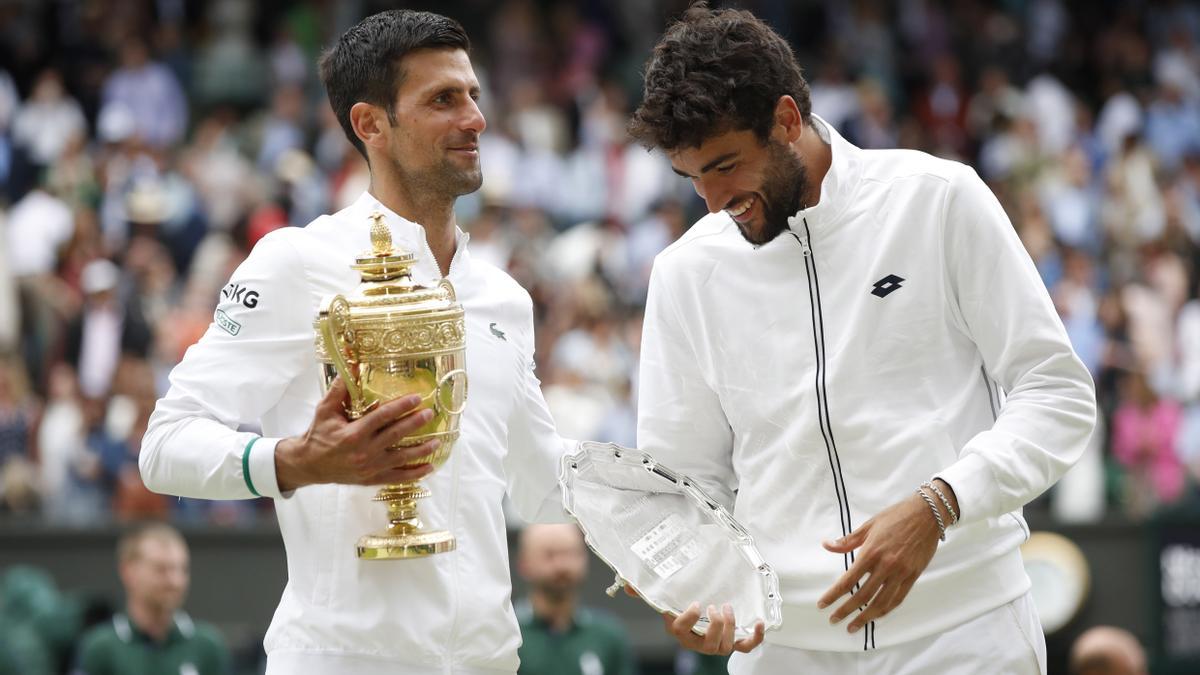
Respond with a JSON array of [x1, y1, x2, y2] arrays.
[[314, 211, 468, 559]]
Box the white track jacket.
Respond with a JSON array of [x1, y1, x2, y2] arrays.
[[141, 192, 572, 674], [637, 117, 1096, 652]]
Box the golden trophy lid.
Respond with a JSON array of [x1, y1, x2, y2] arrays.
[[344, 211, 460, 315]]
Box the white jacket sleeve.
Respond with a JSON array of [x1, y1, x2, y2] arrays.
[[503, 296, 575, 523], [140, 230, 315, 500], [935, 165, 1097, 524], [636, 260, 737, 510]]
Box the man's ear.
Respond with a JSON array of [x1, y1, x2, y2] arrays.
[[350, 102, 390, 153], [772, 95, 804, 145]]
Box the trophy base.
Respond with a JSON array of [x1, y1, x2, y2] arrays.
[[356, 530, 456, 559]]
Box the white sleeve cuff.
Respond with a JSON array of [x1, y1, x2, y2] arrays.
[[242, 436, 286, 500], [933, 452, 998, 526]]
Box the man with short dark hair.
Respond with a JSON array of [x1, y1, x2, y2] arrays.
[[515, 524, 637, 675], [140, 10, 574, 674], [74, 522, 229, 675], [629, 5, 1095, 673]]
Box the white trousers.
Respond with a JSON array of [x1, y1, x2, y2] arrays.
[[728, 592, 1046, 675]]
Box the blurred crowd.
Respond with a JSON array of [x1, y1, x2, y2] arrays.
[[0, 0, 1198, 529]]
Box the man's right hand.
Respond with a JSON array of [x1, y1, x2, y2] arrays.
[[274, 377, 441, 491]]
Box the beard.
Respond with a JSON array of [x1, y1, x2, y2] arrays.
[[531, 575, 577, 602], [433, 153, 483, 196], [392, 134, 483, 200], [737, 140, 809, 246], [405, 156, 482, 198]]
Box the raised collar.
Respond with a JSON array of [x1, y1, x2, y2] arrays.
[[786, 114, 863, 233], [342, 192, 471, 282], [113, 610, 194, 645]]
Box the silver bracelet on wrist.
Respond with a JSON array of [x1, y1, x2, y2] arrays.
[[923, 481, 959, 525], [916, 486, 946, 541]]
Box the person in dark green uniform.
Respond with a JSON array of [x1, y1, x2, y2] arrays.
[[516, 524, 637, 675], [73, 522, 230, 675]]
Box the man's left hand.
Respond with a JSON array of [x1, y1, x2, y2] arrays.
[[816, 491, 943, 633], [663, 603, 766, 656]]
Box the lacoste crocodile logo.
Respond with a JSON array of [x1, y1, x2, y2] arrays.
[[489, 322, 507, 341], [871, 274, 905, 298]]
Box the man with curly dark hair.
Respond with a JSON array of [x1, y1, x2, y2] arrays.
[[630, 5, 1095, 674]]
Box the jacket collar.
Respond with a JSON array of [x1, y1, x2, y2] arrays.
[[113, 610, 194, 645], [788, 114, 863, 232], [343, 191, 471, 281]]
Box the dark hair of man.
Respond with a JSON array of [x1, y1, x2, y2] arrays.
[[628, 3, 811, 151], [319, 10, 470, 160]]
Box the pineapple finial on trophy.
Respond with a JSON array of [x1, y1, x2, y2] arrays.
[[369, 211, 393, 256]]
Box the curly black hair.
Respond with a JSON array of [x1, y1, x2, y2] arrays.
[[319, 10, 470, 160], [628, 4, 811, 151]]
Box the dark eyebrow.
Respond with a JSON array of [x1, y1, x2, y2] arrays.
[[671, 151, 740, 179], [427, 83, 481, 100]]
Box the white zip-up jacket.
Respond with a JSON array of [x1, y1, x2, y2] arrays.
[[637, 117, 1096, 652], [141, 192, 573, 674]]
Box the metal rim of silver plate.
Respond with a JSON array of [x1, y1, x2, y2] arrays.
[[558, 441, 784, 637]]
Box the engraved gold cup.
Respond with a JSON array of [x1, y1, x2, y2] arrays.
[[314, 212, 468, 559]]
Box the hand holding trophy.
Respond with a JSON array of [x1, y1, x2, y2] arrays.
[[314, 211, 469, 559]]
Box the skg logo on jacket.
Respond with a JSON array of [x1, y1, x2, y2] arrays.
[[221, 282, 260, 308]]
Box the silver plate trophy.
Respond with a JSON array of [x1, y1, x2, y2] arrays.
[[560, 442, 783, 639]]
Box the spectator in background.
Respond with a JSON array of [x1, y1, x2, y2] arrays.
[[36, 363, 99, 525], [253, 84, 307, 173], [0, 357, 37, 514], [1068, 625, 1148, 675], [63, 259, 152, 402], [74, 522, 230, 675], [0, 567, 70, 675], [0, 67, 17, 188], [516, 524, 637, 675], [1111, 370, 1185, 517], [101, 37, 188, 149], [10, 68, 87, 172]]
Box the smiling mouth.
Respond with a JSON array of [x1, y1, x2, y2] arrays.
[[725, 194, 756, 222]]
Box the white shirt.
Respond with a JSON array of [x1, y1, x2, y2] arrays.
[[4, 189, 74, 277], [78, 304, 122, 399], [141, 192, 573, 674], [637, 117, 1095, 652]]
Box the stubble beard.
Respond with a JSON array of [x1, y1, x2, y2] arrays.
[[398, 155, 483, 202], [532, 576, 577, 603], [738, 141, 808, 246]]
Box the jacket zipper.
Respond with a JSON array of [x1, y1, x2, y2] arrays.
[[420, 231, 469, 280], [789, 216, 875, 650]]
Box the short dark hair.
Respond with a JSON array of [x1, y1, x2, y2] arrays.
[[319, 10, 470, 159], [629, 4, 811, 151]]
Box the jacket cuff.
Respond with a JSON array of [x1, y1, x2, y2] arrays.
[[932, 452, 999, 526], [242, 436, 287, 500]]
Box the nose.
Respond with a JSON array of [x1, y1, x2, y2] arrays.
[[462, 97, 486, 135], [694, 177, 728, 214]]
